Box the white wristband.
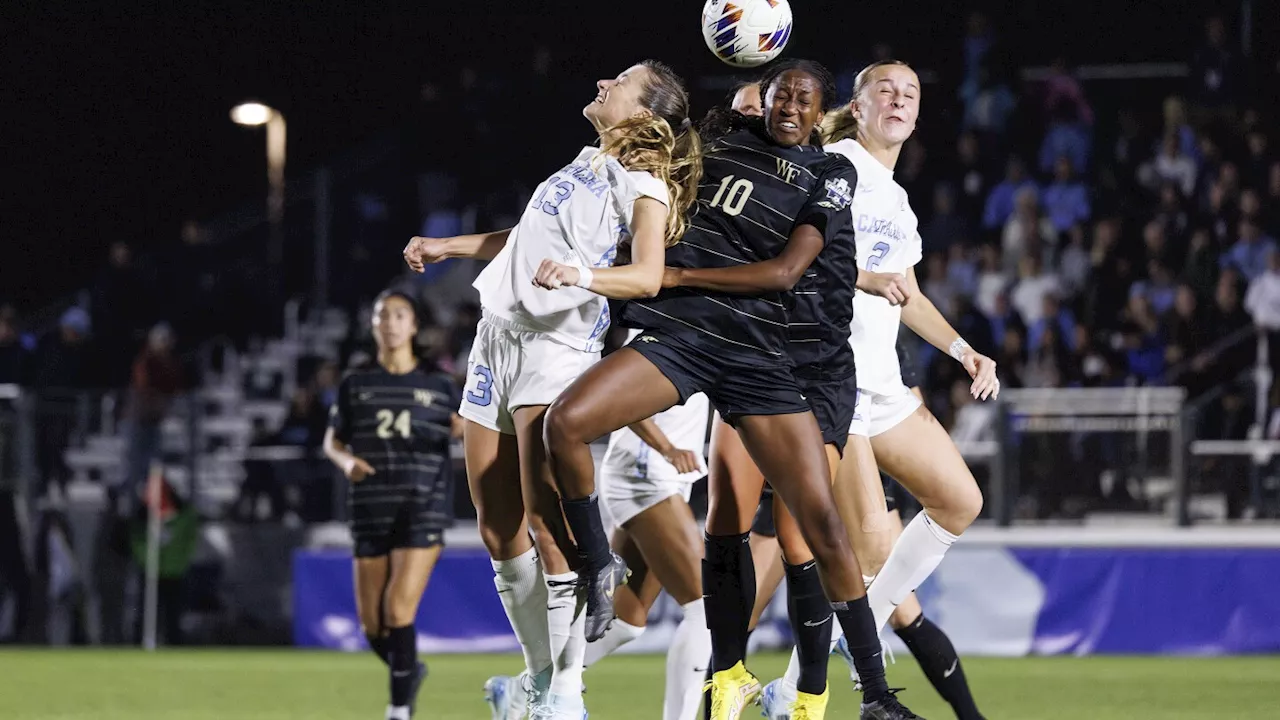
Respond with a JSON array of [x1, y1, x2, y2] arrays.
[[949, 337, 971, 362], [574, 265, 594, 289]]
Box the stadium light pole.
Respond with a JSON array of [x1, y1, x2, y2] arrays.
[[231, 102, 286, 265]]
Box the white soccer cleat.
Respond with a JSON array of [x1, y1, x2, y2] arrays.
[[385, 705, 411, 720], [529, 691, 588, 720], [485, 673, 532, 720], [833, 635, 895, 691], [759, 678, 795, 720]]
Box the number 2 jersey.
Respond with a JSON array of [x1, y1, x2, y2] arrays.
[[619, 124, 859, 367], [472, 147, 669, 353], [329, 364, 461, 532], [825, 137, 922, 395]]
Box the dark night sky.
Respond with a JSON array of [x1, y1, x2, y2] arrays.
[[4, 0, 1260, 314]]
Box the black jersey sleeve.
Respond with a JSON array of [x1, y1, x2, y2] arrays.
[[329, 376, 353, 444], [796, 158, 858, 241]]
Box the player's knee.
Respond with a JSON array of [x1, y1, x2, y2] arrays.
[[939, 481, 983, 533], [543, 395, 592, 453], [383, 596, 419, 628], [357, 610, 382, 637]]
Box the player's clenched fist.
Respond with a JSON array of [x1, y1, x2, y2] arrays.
[[403, 236, 449, 273], [857, 270, 912, 306], [532, 259, 582, 290], [341, 455, 377, 482]]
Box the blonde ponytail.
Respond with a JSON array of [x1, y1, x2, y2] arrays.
[[599, 116, 703, 247]]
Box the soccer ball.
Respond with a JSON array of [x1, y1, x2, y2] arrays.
[[701, 0, 793, 68]]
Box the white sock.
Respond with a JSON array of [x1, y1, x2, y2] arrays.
[[665, 599, 713, 720], [584, 619, 644, 668], [868, 511, 958, 631], [385, 705, 410, 720], [493, 547, 552, 677], [545, 571, 587, 698]]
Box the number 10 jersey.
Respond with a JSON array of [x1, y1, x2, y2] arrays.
[[619, 125, 859, 366]]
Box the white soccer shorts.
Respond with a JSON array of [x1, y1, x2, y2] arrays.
[[848, 386, 922, 438]]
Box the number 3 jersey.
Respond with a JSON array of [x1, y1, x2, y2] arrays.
[[329, 365, 461, 530], [472, 147, 669, 353], [825, 138, 921, 395], [619, 125, 859, 366]]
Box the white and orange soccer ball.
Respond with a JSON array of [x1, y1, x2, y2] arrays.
[[701, 0, 793, 68]]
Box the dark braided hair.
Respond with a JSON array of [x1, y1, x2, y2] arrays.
[[698, 58, 838, 145]]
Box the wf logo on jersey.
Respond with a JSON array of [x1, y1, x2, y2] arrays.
[[414, 389, 435, 408], [856, 214, 908, 241], [817, 177, 853, 211], [775, 158, 801, 184]]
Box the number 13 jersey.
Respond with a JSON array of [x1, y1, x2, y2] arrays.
[[825, 138, 921, 395], [472, 147, 669, 353], [620, 126, 858, 365]]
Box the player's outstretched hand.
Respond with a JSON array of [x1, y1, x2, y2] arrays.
[[961, 350, 1000, 401], [342, 455, 377, 482], [532, 259, 580, 290], [857, 270, 912, 306], [403, 236, 449, 273], [663, 448, 702, 475]]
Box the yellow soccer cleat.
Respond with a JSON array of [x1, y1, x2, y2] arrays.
[[789, 686, 830, 720], [703, 661, 762, 720]]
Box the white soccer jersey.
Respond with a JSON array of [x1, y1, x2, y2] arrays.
[[602, 333, 710, 481], [473, 147, 669, 353], [825, 138, 921, 395]]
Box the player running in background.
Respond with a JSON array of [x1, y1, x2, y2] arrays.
[[403, 60, 701, 720], [322, 289, 462, 720], [540, 59, 919, 720], [764, 59, 998, 719]]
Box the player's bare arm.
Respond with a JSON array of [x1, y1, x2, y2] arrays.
[[403, 228, 513, 271], [900, 265, 999, 400], [662, 223, 825, 293]]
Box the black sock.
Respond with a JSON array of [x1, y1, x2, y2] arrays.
[[831, 595, 888, 703], [785, 561, 832, 695], [387, 625, 418, 707], [703, 532, 755, 672], [366, 632, 390, 667], [897, 614, 984, 720], [561, 493, 611, 571]]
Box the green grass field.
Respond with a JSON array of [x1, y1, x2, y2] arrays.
[[0, 650, 1275, 719]]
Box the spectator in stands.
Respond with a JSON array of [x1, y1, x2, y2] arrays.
[[1024, 321, 1071, 388], [1003, 187, 1056, 273], [1042, 57, 1094, 127], [1131, 259, 1178, 316], [1027, 293, 1078, 354], [1057, 224, 1092, 300], [983, 156, 1038, 231], [949, 132, 990, 227], [1165, 284, 1208, 372], [1183, 227, 1221, 301], [988, 289, 1029, 348], [1122, 294, 1167, 384], [122, 324, 183, 497], [1244, 249, 1280, 382], [960, 11, 995, 91], [1108, 108, 1146, 199], [946, 242, 979, 301], [994, 324, 1027, 389], [921, 253, 956, 316], [1012, 255, 1063, 326], [920, 183, 971, 255], [1221, 217, 1278, 282], [1086, 218, 1134, 331], [34, 307, 91, 499], [0, 311, 29, 385], [1041, 156, 1091, 233], [1189, 15, 1241, 116], [1039, 100, 1092, 177], [1153, 183, 1191, 243], [91, 242, 148, 387], [1141, 219, 1172, 266], [1243, 131, 1272, 191], [1140, 132, 1198, 197], [960, 60, 1018, 142], [312, 360, 340, 413], [1161, 96, 1200, 162], [975, 243, 1006, 317]]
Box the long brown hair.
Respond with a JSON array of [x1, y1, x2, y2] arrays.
[[820, 59, 914, 144], [597, 60, 702, 246]]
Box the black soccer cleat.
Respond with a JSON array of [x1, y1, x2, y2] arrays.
[[583, 552, 630, 642], [861, 689, 923, 719]]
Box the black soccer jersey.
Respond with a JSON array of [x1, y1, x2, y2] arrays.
[[619, 125, 858, 364], [789, 222, 857, 381], [329, 365, 460, 533]]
